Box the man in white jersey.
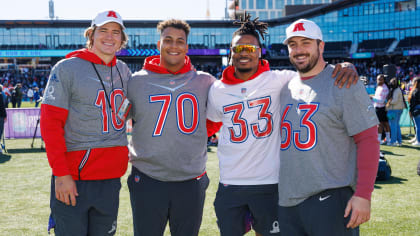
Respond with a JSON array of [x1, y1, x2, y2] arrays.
[[207, 14, 358, 236], [41, 10, 131, 235], [277, 19, 380, 236]]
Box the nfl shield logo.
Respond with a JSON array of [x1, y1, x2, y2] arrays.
[[241, 88, 247, 94], [134, 175, 140, 183], [169, 80, 175, 85]]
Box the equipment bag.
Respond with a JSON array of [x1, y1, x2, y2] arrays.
[[376, 152, 392, 181]]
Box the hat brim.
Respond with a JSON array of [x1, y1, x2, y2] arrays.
[[93, 20, 125, 30], [283, 34, 321, 45]]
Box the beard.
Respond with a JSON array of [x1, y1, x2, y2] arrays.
[[236, 67, 254, 73], [290, 48, 320, 74]]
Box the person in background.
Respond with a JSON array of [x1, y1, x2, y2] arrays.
[[386, 78, 406, 146], [33, 87, 41, 107], [3, 83, 10, 108], [27, 87, 34, 103], [14, 83, 23, 108], [0, 85, 7, 154], [408, 77, 420, 146], [371, 74, 391, 145]]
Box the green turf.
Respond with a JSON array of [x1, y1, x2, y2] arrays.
[[14, 101, 39, 108], [0, 128, 419, 235]]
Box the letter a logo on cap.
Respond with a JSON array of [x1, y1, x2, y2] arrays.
[[293, 23, 305, 32], [107, 11, 118, 18]]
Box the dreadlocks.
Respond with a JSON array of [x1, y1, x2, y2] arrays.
[[233, 12, 268, 46], [229, 12, 268, 65]]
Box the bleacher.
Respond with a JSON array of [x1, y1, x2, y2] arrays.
[[395, 36, 420, 52], [324, 41, 352, 56], [188, 44, 208, 49], [215, 43, 230, 49], [269, 43, 288, 57], [357, 38, 395, 52]]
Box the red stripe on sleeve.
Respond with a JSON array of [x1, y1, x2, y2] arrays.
[[353, 126, 380, 201], [40, 104, 70, 177]]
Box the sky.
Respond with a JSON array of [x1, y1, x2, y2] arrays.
[[3, 0, 229, 20]]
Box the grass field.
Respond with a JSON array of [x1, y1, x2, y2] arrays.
[[0, 111, 419, 235]]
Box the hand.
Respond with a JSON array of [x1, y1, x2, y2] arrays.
[[55, 175, 79, 206], [344, 195, 371, 228], [332, 62, 359, 89]]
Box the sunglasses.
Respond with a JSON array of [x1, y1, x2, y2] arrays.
[[231, 44, 260, 53]]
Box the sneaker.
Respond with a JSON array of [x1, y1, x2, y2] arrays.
[[380, 140, 387, 145], [412, 142, 420, 146], [397, 143, 402, 147], [386, 142, 392, 146]]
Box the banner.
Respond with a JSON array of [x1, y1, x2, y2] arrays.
[[4, 108, 41, 139], [3, 108, 132, 139]]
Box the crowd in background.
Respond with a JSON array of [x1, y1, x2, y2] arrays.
[[0, 66, 49, 107], [0, 59, 419, 149], [0, 60, 419, 103]]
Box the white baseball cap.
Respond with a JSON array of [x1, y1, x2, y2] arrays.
[[283, 19, 322, 45], [91, 10, 125, 29]]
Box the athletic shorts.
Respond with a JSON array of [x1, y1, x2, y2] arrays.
[[278, 187, 359, 236], [49, 176, 121, 236], [214, 183, 281, 236], [375, 107, 389, 122], [127, 167, 209, 236]]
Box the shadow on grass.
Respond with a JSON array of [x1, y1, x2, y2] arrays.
[[0, 154, 12, 164], [5, 148, 45, 154], [380, 150, 405, 157], [374, 176, 407, 189], [400, 145, 420, 151]]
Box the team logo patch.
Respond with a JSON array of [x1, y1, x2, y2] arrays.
[[292, 22, 305, 32], [270, 221, 280, 233], [108, 220, 117, 234], [299, 89, 304, 95], [50, 74, 59, 83], [169, 80, 175, 85], [44, 86, 56, 101], [241, 88, 247, 94], [134, 175, 140, 183]]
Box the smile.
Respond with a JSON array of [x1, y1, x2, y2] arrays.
[[293, 54, 309, 62]]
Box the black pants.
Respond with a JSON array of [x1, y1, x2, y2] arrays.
[[128, 167, 209, 236], [214, 183, 281, 236], [278, 187, 359, 236], [50, 176, 121, 236]]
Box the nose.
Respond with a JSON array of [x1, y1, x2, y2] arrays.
[[104, 31, 113, 39], [293, 45, 305, 55]]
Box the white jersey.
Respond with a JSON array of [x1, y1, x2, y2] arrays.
[[207, 69, 295, 185]]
